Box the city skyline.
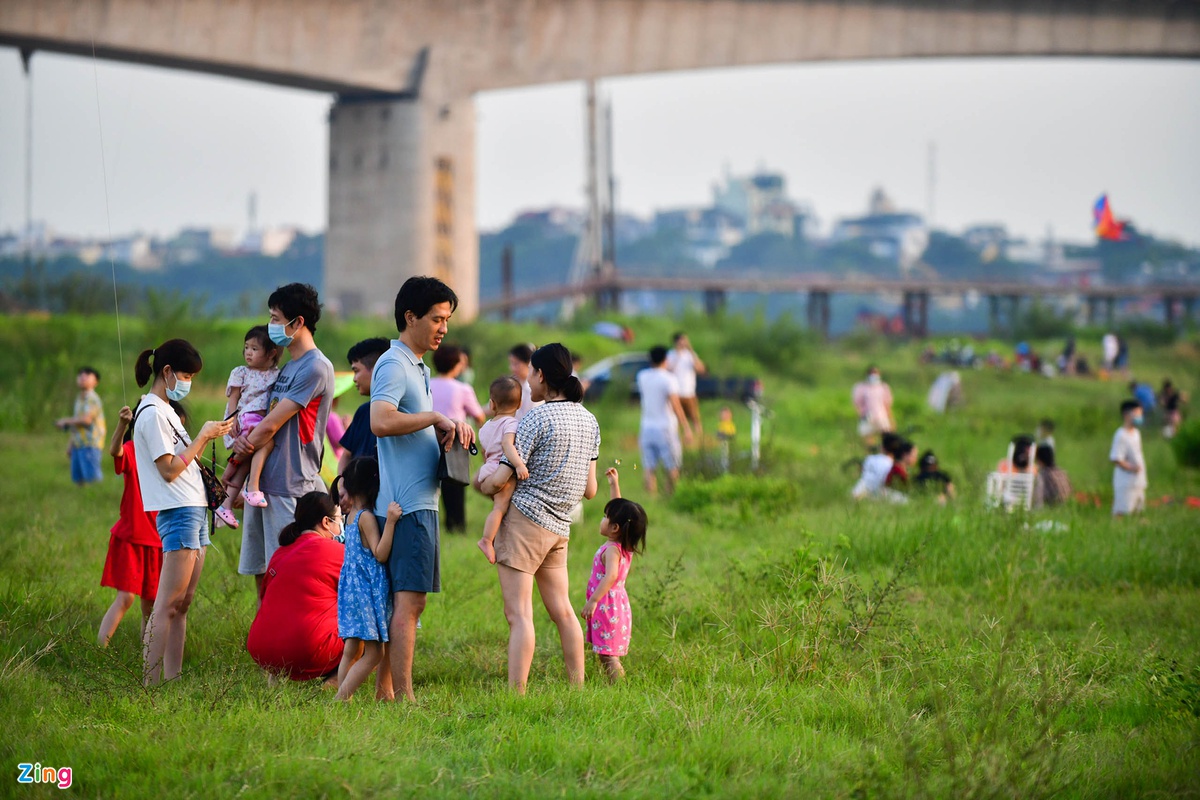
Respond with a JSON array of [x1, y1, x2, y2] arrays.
[[1, 52, 1198, 248]]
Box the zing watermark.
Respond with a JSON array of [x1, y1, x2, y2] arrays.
[[16, 763, 73, 789]]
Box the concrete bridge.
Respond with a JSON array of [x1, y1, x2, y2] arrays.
[[4, 0, 1199, 319], [479, 272, 1200, 337]]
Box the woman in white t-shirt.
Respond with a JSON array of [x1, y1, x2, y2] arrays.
[[132, 339, 233, 686]]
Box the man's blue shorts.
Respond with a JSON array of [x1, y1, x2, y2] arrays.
[[70, 446, 103, 485], [382, 509, 441, 594]]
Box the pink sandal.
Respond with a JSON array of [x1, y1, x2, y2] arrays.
[[243, 490, 268, 508], [214, 506, 240, 529]]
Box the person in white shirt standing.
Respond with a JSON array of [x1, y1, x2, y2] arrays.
[[1110, 399, 1148, 517], [666, 332, 706, 439], [131, 339, 234, 686], [637, 346, 694, 495]]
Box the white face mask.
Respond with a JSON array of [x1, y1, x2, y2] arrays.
[[868, 374, 882, 385]]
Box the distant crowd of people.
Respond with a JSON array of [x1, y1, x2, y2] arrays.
[[846, 352, 1181, 517]]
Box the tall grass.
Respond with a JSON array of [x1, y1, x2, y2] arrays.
[[0, 315, 1198, 797]]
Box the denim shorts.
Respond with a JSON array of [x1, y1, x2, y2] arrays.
[[384, 510, 441, 594], [70, 446, 103, 485], [156, 506, 210, 552]]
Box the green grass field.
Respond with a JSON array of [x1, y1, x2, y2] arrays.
[[1, 312, 1199, 798]]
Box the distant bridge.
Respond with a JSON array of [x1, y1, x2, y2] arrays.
[[479, 273, 1200, 336], [5, 0, 1200, 320]]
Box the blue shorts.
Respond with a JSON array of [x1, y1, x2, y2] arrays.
[[156, 506, 210, 552], [70, 446, 103, 485], [639, 428, 681, 472], [383, 510, 440, 594]]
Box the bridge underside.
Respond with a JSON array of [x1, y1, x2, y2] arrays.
[[3, 0, 1199, 319]]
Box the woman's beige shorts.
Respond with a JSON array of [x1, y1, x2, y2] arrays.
[[495, 505, 569, 574]]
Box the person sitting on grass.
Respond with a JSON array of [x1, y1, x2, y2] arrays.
[[913, 450, 955, 503], [1033, 445, 1071, 508], [246, 490, 346, 683], [582, 468, 647, 683], [851, 434, 905, 504], [885, 439, 917, 488], [996, 434, 1037, 475], [335, 458, 400, 702]]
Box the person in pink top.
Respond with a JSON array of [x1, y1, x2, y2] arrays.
[[430, 345, 485, 532], [852, 365, 895, 441], [582, 468, 647, 683]]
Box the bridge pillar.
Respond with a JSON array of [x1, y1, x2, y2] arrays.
[[902, 291, 929, 338], [325, 77, 477, 319], [1165, 295, 1177, 327], [1105, 297, 1116, 326], [988, 294, 1000, 331], [806, 291, 830, 339], [703, 289, 727, 318], [1085, 296, 1098, 326], [500, 244, 514, 323]]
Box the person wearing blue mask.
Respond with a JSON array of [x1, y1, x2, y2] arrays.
[[1110, 399, 1147, 517], [232, 283, 335, 602], [130, 339, 235, 684], [1128, 380, 1156, 417]]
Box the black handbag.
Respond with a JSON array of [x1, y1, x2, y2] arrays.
[[437, 440, 478, 486]]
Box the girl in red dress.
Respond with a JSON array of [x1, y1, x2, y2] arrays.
[[97, 404, 175, 646]]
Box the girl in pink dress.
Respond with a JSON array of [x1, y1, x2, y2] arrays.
[[582, 468, 647, 682]]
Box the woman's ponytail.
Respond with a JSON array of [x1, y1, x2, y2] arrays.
[[530, 343, 584, 404], [562, 375, 584, 403], [134, 349, 155, 387], [134, 340, 203, 388]]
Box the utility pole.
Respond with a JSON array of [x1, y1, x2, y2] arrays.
[[563, 79, 615, 319], [603, 98, 616, 270]]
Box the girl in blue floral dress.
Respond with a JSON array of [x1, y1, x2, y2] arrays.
[[334, 457, 399, 701], [582, 468, 647, 682]]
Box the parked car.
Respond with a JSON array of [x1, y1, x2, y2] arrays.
[[581, 352, 762, 404]]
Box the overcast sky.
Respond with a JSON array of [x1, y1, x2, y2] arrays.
[[1, 50, 1197, 246]]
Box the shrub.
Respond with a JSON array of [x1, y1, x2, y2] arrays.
[[1170, 419, 1200, 468]]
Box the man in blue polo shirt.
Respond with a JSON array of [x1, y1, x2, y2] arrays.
[[371, 276, 475, 703]]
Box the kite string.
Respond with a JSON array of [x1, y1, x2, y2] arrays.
[[90, 36, 128, 406]]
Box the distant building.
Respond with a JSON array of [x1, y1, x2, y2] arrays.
[[654, 207, 745, 268], [713, 169, 805, 238], [165, 227, 235, 265], [77, 235, 159, 270], [833, 211, 928, 271], [512, 207, 585, 236]]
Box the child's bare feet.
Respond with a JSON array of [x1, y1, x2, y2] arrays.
[[477, 537, 496, 564]]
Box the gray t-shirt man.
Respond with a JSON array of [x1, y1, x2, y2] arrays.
[[238, 347, 335, 575]]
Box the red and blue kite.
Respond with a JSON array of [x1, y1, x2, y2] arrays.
[[1093, 194, 1129, 241]]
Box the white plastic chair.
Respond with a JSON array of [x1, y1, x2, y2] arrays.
[[985, 443, 1035, 512]]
